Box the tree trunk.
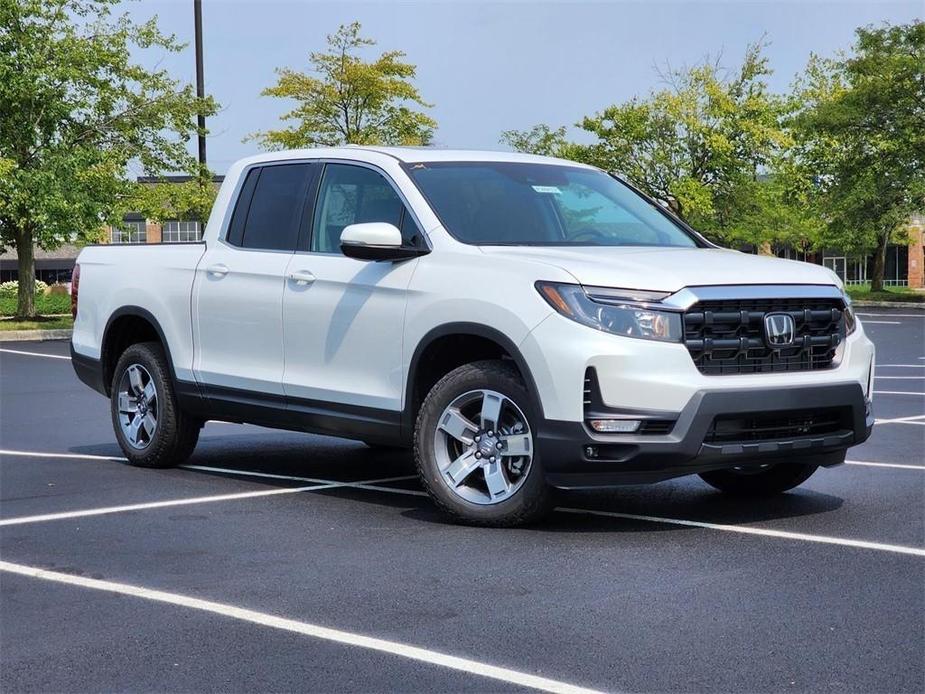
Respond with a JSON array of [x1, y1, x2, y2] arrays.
[[758, 241, 774, 256], [870, 232, 889, 293], [15, 224, 36, 319]]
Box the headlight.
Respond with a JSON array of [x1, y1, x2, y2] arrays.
[[842, 288, 857, 335], [536, 281, 682, 342]]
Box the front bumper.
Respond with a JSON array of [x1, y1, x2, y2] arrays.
[[537, 382, 873, 489]]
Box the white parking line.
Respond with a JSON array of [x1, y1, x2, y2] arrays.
[[181, 464, 417, 488], [857, 313, 925, 318], [873, 391, 925, 396], [554, 508, 925, 557], [0, 449, 126, 462], [876, 376, 925, 380], [861, 321, 902, 325], [846, 461, 925, 471], [874, 414, 925, 425], [0, 348, 70, 360], [878, 364, 925, 368], [878, 414, 925, 422], [0, 560, 604, 694], [0, 484, 336, 527], [4, 450, 923, 556]]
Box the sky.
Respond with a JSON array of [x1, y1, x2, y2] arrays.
[[124, 0, 924, 175]]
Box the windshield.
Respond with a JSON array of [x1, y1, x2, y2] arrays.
[[403, 161, 698, 248]]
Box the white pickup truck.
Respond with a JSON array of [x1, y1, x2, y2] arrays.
[[71, 147, 875, 526]]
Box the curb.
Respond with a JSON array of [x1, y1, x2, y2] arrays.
[[0, 329, 72, 342], [852, 301, 925, 310]]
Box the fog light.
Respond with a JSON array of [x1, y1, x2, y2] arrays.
[[588, 419, 641, 433]]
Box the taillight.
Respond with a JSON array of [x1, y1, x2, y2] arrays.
[[71, 263, 80, 319]]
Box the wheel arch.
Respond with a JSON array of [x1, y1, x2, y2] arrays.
[[101, 306, 179, 396], [403, 322, 544, 440]]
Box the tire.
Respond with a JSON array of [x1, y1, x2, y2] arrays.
[[110, 341, 201, 468], [699, 460, 821, 496], [414, 360, 552, 527]]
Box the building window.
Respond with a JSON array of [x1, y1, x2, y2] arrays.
[[162, 220, 202, 243], [111, 220, 147, 244]]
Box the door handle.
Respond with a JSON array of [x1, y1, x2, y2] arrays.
[[288, 270, 316, 286], [206, 263, 229, 277]]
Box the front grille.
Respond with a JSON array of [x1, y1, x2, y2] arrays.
[[704, 407, 851, 444], [683, 298, 845, 375]]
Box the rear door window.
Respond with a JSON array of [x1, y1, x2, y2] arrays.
[[230, 164, 314, 251]]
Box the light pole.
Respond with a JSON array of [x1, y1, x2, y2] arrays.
[[194, 0, 207, 175]]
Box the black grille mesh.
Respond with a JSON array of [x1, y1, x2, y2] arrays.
[[683, 298, 845, 375], [704, 407, 851, 444]]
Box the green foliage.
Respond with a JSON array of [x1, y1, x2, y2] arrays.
[[0, 315, 73, 330], [499, 124, 585, 159], [845, 284, 924, 303], [0, 279, 48, 298], [128, 179, 218, 224], [790, 21, 925, 289], [0, 0, 217, 316], [249, 22, 436, 149], [577, 43, 791, 244], [0, 289, 71, 316]]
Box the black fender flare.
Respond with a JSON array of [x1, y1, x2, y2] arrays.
[[101, 306, 182, 396], [402, 322, 544, 439]]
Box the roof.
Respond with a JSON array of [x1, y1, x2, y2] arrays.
[[136, 175, 225, 184], [232, 146, 595, 169], [1, 244, 81, 261]]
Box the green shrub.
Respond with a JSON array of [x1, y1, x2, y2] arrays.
[[0, 292, 71, 316], [0, 279, 49, 297]]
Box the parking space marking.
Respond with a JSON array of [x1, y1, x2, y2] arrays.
[[0, 484, 337, 527], [878, 364, 925, 368], [180, 464, 417, 487], [876, 375, 925, 380], [857, 313, 925, 318], [0, 561, 605, 694], [846, 461, 925, 471], [554, 508, 925, 557], [0, 449, 126, 462], [4, 450, 923, 555], [873, 390, 925, 396], [862, 321, 902, 325], [0, 348, 71, 360], [874, 414, 925, 426]]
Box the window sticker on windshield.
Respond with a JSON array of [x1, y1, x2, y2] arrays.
[[531, 185, 561, 194]]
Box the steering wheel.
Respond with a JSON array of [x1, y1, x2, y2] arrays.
[[568, 227, 609, 244]]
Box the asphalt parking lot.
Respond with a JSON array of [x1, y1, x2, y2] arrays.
[[1, 309, 923, 693]]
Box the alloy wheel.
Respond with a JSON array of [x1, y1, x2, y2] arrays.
[[433, 389, 534, 505], [117, 363, 158, 449]]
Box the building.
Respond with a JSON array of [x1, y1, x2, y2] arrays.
[[0, 244, 83, 284], [0, 175, 223, 285], [819, 213, 924, 288]]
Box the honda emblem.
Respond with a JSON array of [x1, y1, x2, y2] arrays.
[[764, 313, 795, 347]]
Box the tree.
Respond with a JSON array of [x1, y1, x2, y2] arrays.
[[0, 0, 215, 318], [499, 124, 585, 159], [578, 44, 791, 245], [128, 178, 218, 227], [790, 22, 925, 290], [249, 22, 436, 150]]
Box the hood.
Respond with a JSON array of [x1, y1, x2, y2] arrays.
[[479, 246, 841, 293]]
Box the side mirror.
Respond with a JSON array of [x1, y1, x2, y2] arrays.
[[340, 222, 426, 261]]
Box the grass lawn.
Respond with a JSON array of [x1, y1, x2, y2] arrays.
[[0, 316, 73, 331], [846, 284, 924, 303]]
